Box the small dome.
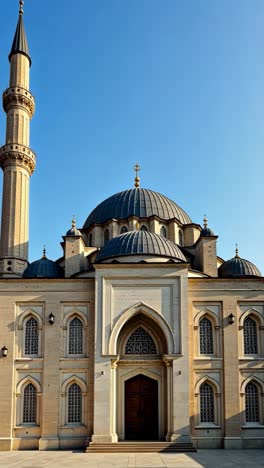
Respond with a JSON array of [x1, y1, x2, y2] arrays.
[[218, 252, 261, 278], [66, 218, 81, 236], [95, 230, 187, 263], [23, 252, 64, 278], [201, 227, 215, 237], [201, 215, 215, 237], [83, 188, 191, 229]]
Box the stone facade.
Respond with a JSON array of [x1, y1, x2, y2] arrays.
[[0, 5, 263, 452]]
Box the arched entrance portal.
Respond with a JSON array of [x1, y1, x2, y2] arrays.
[[125, 374, 158, 440]]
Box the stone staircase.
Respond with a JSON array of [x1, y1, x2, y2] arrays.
[[86, 441, 196, 453]]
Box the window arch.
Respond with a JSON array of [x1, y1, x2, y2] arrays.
[[104, 229, 110, 244], [25, 317, 38, 355], [244, 316, 258, 355], [200, 382, 215, 423], [199, 317, 213, 355], [178, 229, 183, 246], [68, 383, 82, 424], [23, 383, 37, 424], [69, 317, 83, 355], [121, 226, 128, 234], [245, 382, 259, 423], [140, 225, 148, 231], [125, 327, 157, 354], [160, 226, 167, 238], [88, 233, 93, 247]]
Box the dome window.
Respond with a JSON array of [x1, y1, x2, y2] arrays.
[[160, 226, 167, 238], [121, 226, 128, 234], [178, 229, 183, 246], [140, 225, 148, 232], [88, 233, 93, 247], [104, 228, 110, 244]]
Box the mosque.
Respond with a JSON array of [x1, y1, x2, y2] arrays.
[[0, 1, 263, 452]]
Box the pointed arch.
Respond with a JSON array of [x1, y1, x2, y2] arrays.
[[62, 375, 87, 394], [194, 308, 220, 328], [17, 375, 41, 395], [240, 375, 264, 395], [194, 375, 221, 396], [239, 309, 264, 328], [108, 302, 175, 354], [63, 307, 88, 327], [18, 308, 42, 329]]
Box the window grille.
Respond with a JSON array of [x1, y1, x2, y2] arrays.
[[23, 383, 37, 424], [69, 317, 83, 354], [244, 317, 258, 354], [68, 383, 82, 423], [140, 225, 148, 231], [104, 229, 110, 244], [160, 226, 167, 238], [200, 383, 214, 423], [125, 327, 157, 354], [121, 226, 128, 234], [199, 317, 213, 354], [245, 382, 259, 423], [25, 317, 38, 355]]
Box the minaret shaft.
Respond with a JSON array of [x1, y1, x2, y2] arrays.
[[0, 10, 35, 277]]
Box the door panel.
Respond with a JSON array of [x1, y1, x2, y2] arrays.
[[125, 374, 158, 440]]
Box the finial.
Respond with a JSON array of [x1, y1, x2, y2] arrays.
[[235, 244, 239, 258], [203, 214, 208, 228], [72, 215, 76, 228], [19, 0, 24, 15], [42, 245, 46, 258], [134, 163, 141, 188]]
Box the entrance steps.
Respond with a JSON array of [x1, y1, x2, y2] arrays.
[[86, 441, 196, 453]]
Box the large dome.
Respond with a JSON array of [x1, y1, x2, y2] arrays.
[[83, 188, 191, 229], [95, 230, 187, 262]]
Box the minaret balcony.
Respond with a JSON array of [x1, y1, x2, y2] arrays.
[[3, 87, 35, 118], [0, 144, 36, 175]]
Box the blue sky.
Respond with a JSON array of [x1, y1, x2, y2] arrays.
[[1, 0, 264, 270]]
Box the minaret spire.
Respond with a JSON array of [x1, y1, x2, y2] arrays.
[[0, 3, 36, 276]]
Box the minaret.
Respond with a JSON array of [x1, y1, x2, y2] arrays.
[[0, 1, 35, 277]]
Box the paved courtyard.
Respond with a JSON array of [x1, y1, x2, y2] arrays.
[[0, 450, 263, 468]]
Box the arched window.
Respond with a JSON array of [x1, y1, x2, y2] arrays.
[[25, 317, 38, 355], [125, 327, 157, 354], [104, 229, 110, 244], [160, 226, 167, 238], [200, 382, 214, 423], [69, 317, 83, 355], [245, 382, 259, 423], [140, 225, 148, 231], [244, 316, 258, 354], [88, 233, 93, 246], [121, 226, 128, 234], [23, 383, 37, 424], [178, 229, 183, 246], [68, 383, 82, 423], [199, 317, 213, 354]]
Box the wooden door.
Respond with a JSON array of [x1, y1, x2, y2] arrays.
[[125, 374, 158, 440]]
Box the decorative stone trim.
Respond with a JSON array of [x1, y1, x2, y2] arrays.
[[0, 144, 36, 174], [3, 87, 35, 118]]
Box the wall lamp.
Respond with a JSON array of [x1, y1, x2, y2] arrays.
[[1, 345, 8, 357], [228, 313, 235, 325], [48, 313, 55, 325]]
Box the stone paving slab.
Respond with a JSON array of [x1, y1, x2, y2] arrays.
[[0, 450, 263, 468]]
